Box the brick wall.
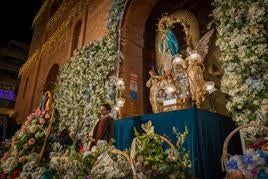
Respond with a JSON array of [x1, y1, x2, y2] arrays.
[[15, 0, 111, 123], [119, 0, 156, 117]]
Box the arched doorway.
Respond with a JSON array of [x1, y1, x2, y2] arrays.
[[43, 64, 59, 92], [120, 0, 225, 117]]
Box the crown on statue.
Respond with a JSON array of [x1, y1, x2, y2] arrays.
[[157, 15, 173, 31]]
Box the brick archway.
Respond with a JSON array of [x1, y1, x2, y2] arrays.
[[119, 0, 157, 117], [43, 64, 59, 92], [120, 0, 226, 117], [120, 0, 187, 117]]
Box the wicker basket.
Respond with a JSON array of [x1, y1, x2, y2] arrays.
[[92, 148, 136, 178], [130, 135, 176, 178], [221, 123, 268, 179]]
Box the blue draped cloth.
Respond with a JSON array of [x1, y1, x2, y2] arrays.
[[114, 108, 241, 179], [159, 29, 179, 56]]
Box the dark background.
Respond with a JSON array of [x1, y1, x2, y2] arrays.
[[0, 0, 42, 46]]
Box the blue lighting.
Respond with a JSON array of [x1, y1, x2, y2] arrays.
[[0, 89, 16, 101]]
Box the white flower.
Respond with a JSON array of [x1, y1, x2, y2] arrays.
[[29, 125, 38, 133]]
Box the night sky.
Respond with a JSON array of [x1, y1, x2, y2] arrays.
[[0, 0, 42, 46]]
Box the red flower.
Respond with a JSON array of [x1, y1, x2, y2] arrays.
[[0, 172, 8, 179], [10, 170, 21, 179], [79, 143, 85, 153]]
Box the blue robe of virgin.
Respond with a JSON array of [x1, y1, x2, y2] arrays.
[[159, 29, 180, 56]]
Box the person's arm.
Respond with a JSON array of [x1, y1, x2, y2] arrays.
[[92, 121, 99, 140]]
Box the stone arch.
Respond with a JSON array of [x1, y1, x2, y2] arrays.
[[43, 64, 59, 92], [120, 0, 188, 117], [120, 0, 220, 117], [119, 0, 156, 117]]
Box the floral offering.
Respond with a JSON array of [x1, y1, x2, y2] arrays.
[[226, 149, 268, 179], [212, 0, 268, 127], [0, 109, 51, 176]]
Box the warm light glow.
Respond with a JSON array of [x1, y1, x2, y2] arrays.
[[204, 81, 216, 94], [173, 55, 185, 66], [116, 78, 125, 90], [113, 105, 120, 111], [117, 97, 125, 107], [189, 51, 201, 62], [165, 84, 176, 94]]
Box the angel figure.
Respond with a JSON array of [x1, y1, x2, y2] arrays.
[[186, 30, 214, 107], [158, 21, 180, 74], [146, 69, 162, 113]]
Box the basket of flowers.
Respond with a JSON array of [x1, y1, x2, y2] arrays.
[[90, 142, 134, 178], [130, 121, 193, 179], [222, 123, 268, 179]]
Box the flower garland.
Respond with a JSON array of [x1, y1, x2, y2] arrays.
[[212, 0, 268, 125], [53, 0, 126, 141], [226, 149, 268, 178], [0, 109, 51, 175]]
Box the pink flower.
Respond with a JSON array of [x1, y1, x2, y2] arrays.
[[18, 156, 26, 163], [21, 125, 28, 133], [39, 118, 46, 125], [44, 113, 51, 119], [23, 143, 29, 149], [24, 120, 31, 127], [33, 109, 41, 116], [1, 152, 9, 162], [26, 115, 33, 121], [28, 138, 35, 145], [11, 138, 17, 147]]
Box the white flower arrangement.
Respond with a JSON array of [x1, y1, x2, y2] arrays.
[[212, 0, 268, 126], [54, 0, 126, 141]]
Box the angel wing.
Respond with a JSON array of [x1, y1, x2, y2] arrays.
[[195, 29, 214, 59]]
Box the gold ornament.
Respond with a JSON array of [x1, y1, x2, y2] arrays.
[[155, 10, 200, 72]]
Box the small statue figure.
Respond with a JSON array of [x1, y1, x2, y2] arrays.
[[156, 89, 166, 111], [186, 47, 205, 107], [185, 30, 214, 107], [38, 91, 53, 110], [172, 55, 189, 99], [158, 21, 180, 74], [146, 69, 162, 113]]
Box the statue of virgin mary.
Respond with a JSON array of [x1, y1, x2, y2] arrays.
[[158, 22, 180, 74]]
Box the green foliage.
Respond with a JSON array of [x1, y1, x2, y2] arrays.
[[133, 122, 193, 178], [53, 0, 126, 141]]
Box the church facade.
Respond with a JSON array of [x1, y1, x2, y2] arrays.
[[15, 0, 227, 123]]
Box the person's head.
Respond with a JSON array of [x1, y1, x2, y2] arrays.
[[100, 103, 111, 116], [159, 21, 167, 32]]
